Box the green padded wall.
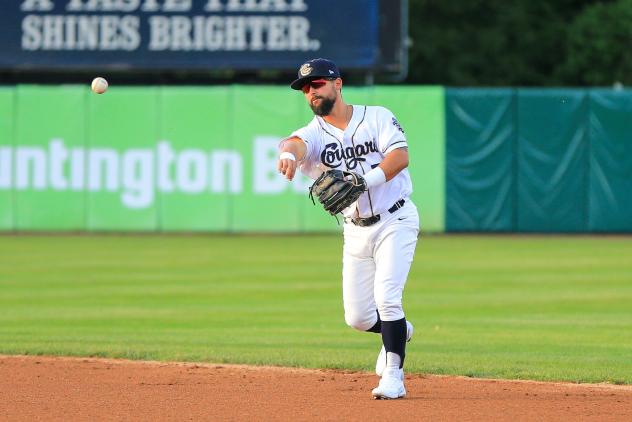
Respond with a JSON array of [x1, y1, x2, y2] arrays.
[[589, 90, 632, 232], [0, 88, 14, 230], [446, 89, 516, 231], [445, 88, 632, 233], [0, 85, 351, 232], [14, 86, 86, 230], [158, 87, 232, 232], [86, 87, 159, 231], [373, 86, 445, 232], [516, 90, 589, 232]]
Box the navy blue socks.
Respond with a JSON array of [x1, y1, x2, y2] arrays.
[[380, 317, 406, 368]]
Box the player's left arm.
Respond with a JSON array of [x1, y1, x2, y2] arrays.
[[360, 147, 408, 190], [376, 147, 409, 181], [367, 107, 409, 186]]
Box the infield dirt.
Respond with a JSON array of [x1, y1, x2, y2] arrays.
[[2, 355, 631, 421]]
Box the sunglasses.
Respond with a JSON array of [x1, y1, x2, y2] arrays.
[[301, 78, 335, 93]]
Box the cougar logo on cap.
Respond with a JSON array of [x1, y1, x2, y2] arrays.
[[299, 64, 313, 77]]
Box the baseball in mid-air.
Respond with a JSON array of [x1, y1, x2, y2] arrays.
[[91, 77, 108, 94]]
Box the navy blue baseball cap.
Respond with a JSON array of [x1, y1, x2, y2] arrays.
[[290, 58, 341, 90]]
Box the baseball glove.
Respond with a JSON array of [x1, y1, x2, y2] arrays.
[[309, 169, 367, 215]]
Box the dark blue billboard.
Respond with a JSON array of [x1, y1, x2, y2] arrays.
[[0, 0, 379, 71]]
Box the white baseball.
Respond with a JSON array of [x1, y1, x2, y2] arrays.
[[91, 77, 108, 94]]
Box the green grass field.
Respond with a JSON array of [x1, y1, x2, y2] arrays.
[[1, 234, 631, 384]]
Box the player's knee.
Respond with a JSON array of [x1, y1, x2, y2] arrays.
[[376, 301, 404, 322], [344, 312, 376, 331]]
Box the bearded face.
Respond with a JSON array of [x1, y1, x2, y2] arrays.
[[309, 93, 337, 116], [302, 79, 338, 116]]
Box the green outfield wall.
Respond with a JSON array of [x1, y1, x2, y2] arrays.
[[446, 88, 632, 233], [3, 85, 630, 233], [0, 85, 445, 233]]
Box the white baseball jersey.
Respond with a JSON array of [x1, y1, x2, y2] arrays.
[[291, 105, 413, 219]]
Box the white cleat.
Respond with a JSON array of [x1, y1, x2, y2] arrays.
[[375, 321, 414, 378], [372, 368, 406, 400]]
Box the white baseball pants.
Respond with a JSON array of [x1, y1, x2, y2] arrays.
[[342, 200, 420, 330]]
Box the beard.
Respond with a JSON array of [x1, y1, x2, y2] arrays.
[[309, 95, 336, 116]]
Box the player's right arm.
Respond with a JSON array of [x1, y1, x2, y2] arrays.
[[277, 136, 307, 181]]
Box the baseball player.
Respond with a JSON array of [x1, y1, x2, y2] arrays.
[[277, 58, 419, 399]]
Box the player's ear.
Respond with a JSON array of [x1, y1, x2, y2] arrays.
[[335, 78, 343, 91]]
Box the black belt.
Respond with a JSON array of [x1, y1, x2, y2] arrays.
[[347, 199, 405, 227]]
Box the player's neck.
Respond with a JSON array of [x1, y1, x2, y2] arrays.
[[322, 101, 353, 131]]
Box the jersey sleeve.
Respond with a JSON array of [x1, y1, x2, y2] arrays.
[[284, 120, 325, 180], [376, 107, 408, 154], [289, 120, 321, 162]]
